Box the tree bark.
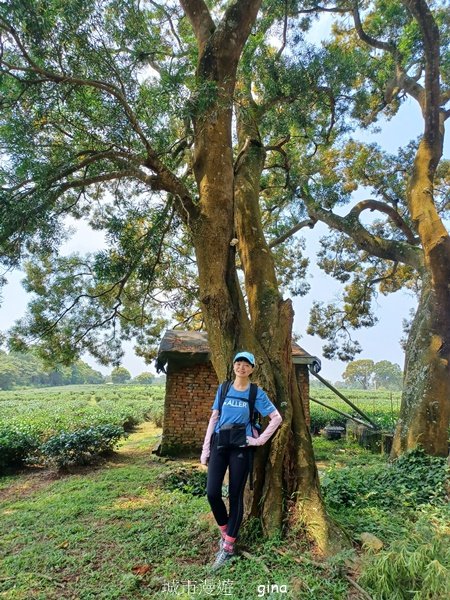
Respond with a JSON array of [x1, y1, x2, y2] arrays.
[[183, 1, 346, 554], [392, 276, 450, 457], [182, 0, 262, 380], [233, 99, 345, 554]]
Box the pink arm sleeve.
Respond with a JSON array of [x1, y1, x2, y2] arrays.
[[247, 409, 282, 446], [200, 410, 219, 464]]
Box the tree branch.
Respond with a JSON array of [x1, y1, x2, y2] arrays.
[[0, 24, 152, 155], [219, 0, 263, 54], [276, 0, 289, 59], [401, 0, 442, 146], [1, 18, 189, 187], [301, 188, 423, 270], [352, 5, 398, 56], [179, 0, 215, 50], [1, 18, 199, 222], [349, 200, 419, 245], [150, 1, 184, 51], [269, 218, 317, 248]]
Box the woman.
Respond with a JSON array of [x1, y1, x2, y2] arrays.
[[200, 351, 282, 570]]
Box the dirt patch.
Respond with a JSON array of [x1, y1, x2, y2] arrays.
[[0, 469, 62, 503]]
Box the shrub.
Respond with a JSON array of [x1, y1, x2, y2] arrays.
[[374, 448, 449, 508], [322, 448, 449, 512], [161, 466, 207, 496], [321, 465, 377, 509], [145, 397, 165, 427], [31, 424, 127, 469], [0, 425, 39, 473]]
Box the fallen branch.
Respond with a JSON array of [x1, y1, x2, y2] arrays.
[[344, 574, 374, 600]]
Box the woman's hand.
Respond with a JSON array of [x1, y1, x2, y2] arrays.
[[247, 410, 283, 447], [246, 436, 260, 446]]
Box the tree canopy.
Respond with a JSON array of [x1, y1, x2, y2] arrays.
[[110, 365, 131, 384], [342, 359, 403, 390]]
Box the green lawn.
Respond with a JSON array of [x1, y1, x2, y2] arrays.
[[0, 423, 352, 600], [0, 387, 449, 599], [1, 421, 448, 599]]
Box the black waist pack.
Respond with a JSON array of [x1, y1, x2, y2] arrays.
[[217, 424, 247, 449]]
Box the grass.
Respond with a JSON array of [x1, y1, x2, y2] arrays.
[[1, 388, 448, 599], [1, 423, 359, 600]]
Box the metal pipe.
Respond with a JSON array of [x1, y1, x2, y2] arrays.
[[309, 396, 376, 430], [310, 370, 380, 430]]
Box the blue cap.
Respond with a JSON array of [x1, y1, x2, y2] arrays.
[[233, 351, 255, 366]]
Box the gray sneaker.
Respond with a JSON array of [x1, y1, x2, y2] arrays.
[[211, 548, 234, 571]]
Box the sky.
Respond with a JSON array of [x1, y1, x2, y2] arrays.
[[0, 16, 449, 384]]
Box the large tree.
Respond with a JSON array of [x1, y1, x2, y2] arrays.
[[342, 359, 375, 390], [0, 0, 347, 552], [298, 0, 450, 457]]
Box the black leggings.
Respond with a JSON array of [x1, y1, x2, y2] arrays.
[[206, 435, 250, 539]]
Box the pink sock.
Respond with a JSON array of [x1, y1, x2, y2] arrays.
[[219, 524, 228, 539], [223, 534, 236, 553]]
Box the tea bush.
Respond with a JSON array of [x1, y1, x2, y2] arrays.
[[0, 425, 39, 473], [0, 385, 164, 471], [309, 389, 400, 433], [30, 424, 127, 469]]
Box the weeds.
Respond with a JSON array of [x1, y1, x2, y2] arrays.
[[359, 506, 450, 599]]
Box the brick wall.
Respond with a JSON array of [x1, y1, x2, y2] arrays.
[[160, 362, 219, 455], [160, 361, 311, 455]]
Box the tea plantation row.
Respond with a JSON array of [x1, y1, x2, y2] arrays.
[[1, 384, 400, 473], [0, 385, 165, 472]]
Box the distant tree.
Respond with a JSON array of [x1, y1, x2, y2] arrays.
[[0, 350, 105, 387], [134, 372, 154, 385], [0, 359, 18, 390], [6, 350, 49, 386], [48, 369, 64, 387], [71, 361, 104, 385], [373, 361, 403, 391], [111, 366, 131, 384], [342, 359, 375, 390], [334, 380, 350, 389]]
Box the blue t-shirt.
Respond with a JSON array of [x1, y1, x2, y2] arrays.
[[212, 383, 276, 436]]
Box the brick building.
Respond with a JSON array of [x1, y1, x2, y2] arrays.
[[155, 330, 321, 456]]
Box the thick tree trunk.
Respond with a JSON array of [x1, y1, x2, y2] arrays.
[[233, 107, 346, 554], [393, 5, 450, 456], [392, 278, 450, 457], [183, 0, 346, 555], [392, 136, 450, 458], [190, 107, 251, 380]]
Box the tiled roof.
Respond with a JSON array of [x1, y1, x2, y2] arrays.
[[156, 330, 321, 372]]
